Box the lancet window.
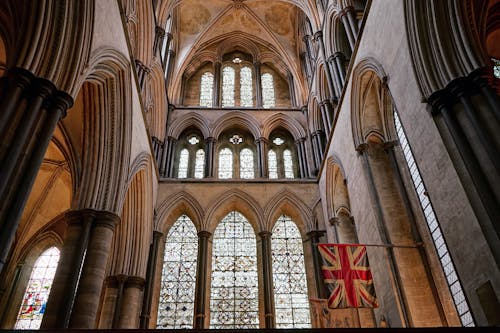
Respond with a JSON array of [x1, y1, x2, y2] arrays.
[[217, 132, 256, 179], [393, 110, 474, 327], [271, 216, 311, 328], [15, 247, 60, 329], [268, 131, 297, 179], [210, 211, 258, 328], [157, 215, 198, 328], [174, 131, 205, 179]]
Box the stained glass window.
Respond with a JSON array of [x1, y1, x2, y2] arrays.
[[178, 149, 189, 178], [222, 66, 235, 107], [188, 136, 200, 145], [493, 58, 500, 79], [218, 148, 233, 179], [262, 73, 275, 108], [15, 247, 60, 329], [268, 149, 278, 179], [272, 216, 310, 328], [283, 149, 294, 179], [210, 211, 258, 329], [394, 111, 474, 326], [200, 72, 214, 107], [273, 137, 285, 146], [240, 148, 254, 179], [194, 149, 205, 179], [240, 66, 253, 107], [157, 215, 198, 329]]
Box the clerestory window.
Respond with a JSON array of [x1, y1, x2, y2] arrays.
[[174, 132, 205, 179]]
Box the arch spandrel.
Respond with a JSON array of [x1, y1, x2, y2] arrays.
[[204, 189, 263, 234], [156, 191, 205, 234]]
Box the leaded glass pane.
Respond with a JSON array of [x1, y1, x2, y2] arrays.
[[273, 137, 284, 146], [194, 149, 205, 179], [262, 73, 275, 108], [218, 148, 233, 179], [210, 211, 258, 329], [240, 66, 253, 107], [268, 150, 278, 179], [15, 247, 60, 329], [222, 66, 235, 107], [240, 148, 254, 179], [178, 149, 189, 178], [283, 149, 294, 179], [157, 215, 198, 329], [200, 72, 214, 107], [272, 216, 310, 328]]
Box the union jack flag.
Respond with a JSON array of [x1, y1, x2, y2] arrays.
[[318, 244, 378, 308]]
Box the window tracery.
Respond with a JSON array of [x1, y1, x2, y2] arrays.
[[174, 132, 206, 179], [268, 132, 297, 179], [210, 211, 258, 328], [157, 215, 198, 328], [15, 247, 60, 329], [272, 216, 310, 328], [218, 132, 256, 179]]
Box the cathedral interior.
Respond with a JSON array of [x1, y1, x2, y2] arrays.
[[0, 0, 499, 330]]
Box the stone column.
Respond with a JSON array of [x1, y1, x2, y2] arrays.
[[205, 137, 216, 178], [69, 211, 120, 328], [340, 9, 356, 50], [153, 26, 165, 56], [295, 138, 306, 178], [329, 214, 358, 244], [327, 56, 343, 98], [256, 137, 269, 178], [140, 231, 163, 328], [286, 70, 297, 107], [303, 36, 314, 75], [0, 87, 73, 275], [320, 99, 334, 135], [161, 32, 173, 65], [160, 136, 176, 177], [314, 30, 336, 100], [259, 231, 275, 328], [254, 62, 263, 107], [164, 49, 176, 86], [194, 231, 211, 329], [307, 230, 328, 299], [345, 6, 359, 40], [333, 52, 347, 86], [135, 60, 150, 90], [118, 276, 146, 328], [167, 137, 178, 178], [213, 61, 222, 107], [42, 210, 93, 328]]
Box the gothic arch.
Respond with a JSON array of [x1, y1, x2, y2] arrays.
[[351, 58, 396, 148], [146, 61, 168, 138], [155, 191, 204, 234], [168, 112, 211, 139], [0, 1, 94, 96], [72, 49, 133, 215], [211, 111, 261, 140], [264, 190, 313, 237], [308, 97, 323, 132], [108, 157, 154, 279], [204, 189, 263, 234], [404, 0, 485, 99], [262, 113, 306, 140], [325, 156, 349, 219], [133, 0, 154, 66]]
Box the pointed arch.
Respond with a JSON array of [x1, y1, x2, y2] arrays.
[[211, 111, 261, 140], [73, 49, 133, 214], [204, 189, 263, 233], [168, 112, 211, 139], [264, 190, 313, 236], [351, 58, 396, 149], [262, 113, 307, 140], [156, 191, 204, 233]]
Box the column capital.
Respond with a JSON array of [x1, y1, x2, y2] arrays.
[[311, 130, 324, 137], [165, 32, 173, 42], [205, 137, 216, 144], [125, 276, 146, 290], [153, 230, 164, 239], [313, 30, 323, 40], [255, 137, 269, 145], [302, 35, 311, 43], [7, 67, 34, 90], [427, 90, 452, 116], [50, 90, 74, 119], [258, 231, 272, 239], [307, 230, 326, 240], [155, 25, 165, 37], [198, 230, 212, 238], [63, 209, 120, 229], [295, 137, 306, 145]]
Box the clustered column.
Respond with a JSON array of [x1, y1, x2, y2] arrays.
[[295, 137, 309, 178], [306, 230, 328, 299], [194, 231, 211, 329], [213, 61, 222, 107], [256, 137, 269, 178], [311, 130, 325, 172], [204, 137, 216, 178], [254, 62, 263, 107], [329, 214, 358, 244], [140, 231, 163, 328], [160, 136, 176, 177], [0, 68, 73, 275], [340, 6, 358, 50], [42, 209, 119, 329], [259, 231, 275, 328]]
